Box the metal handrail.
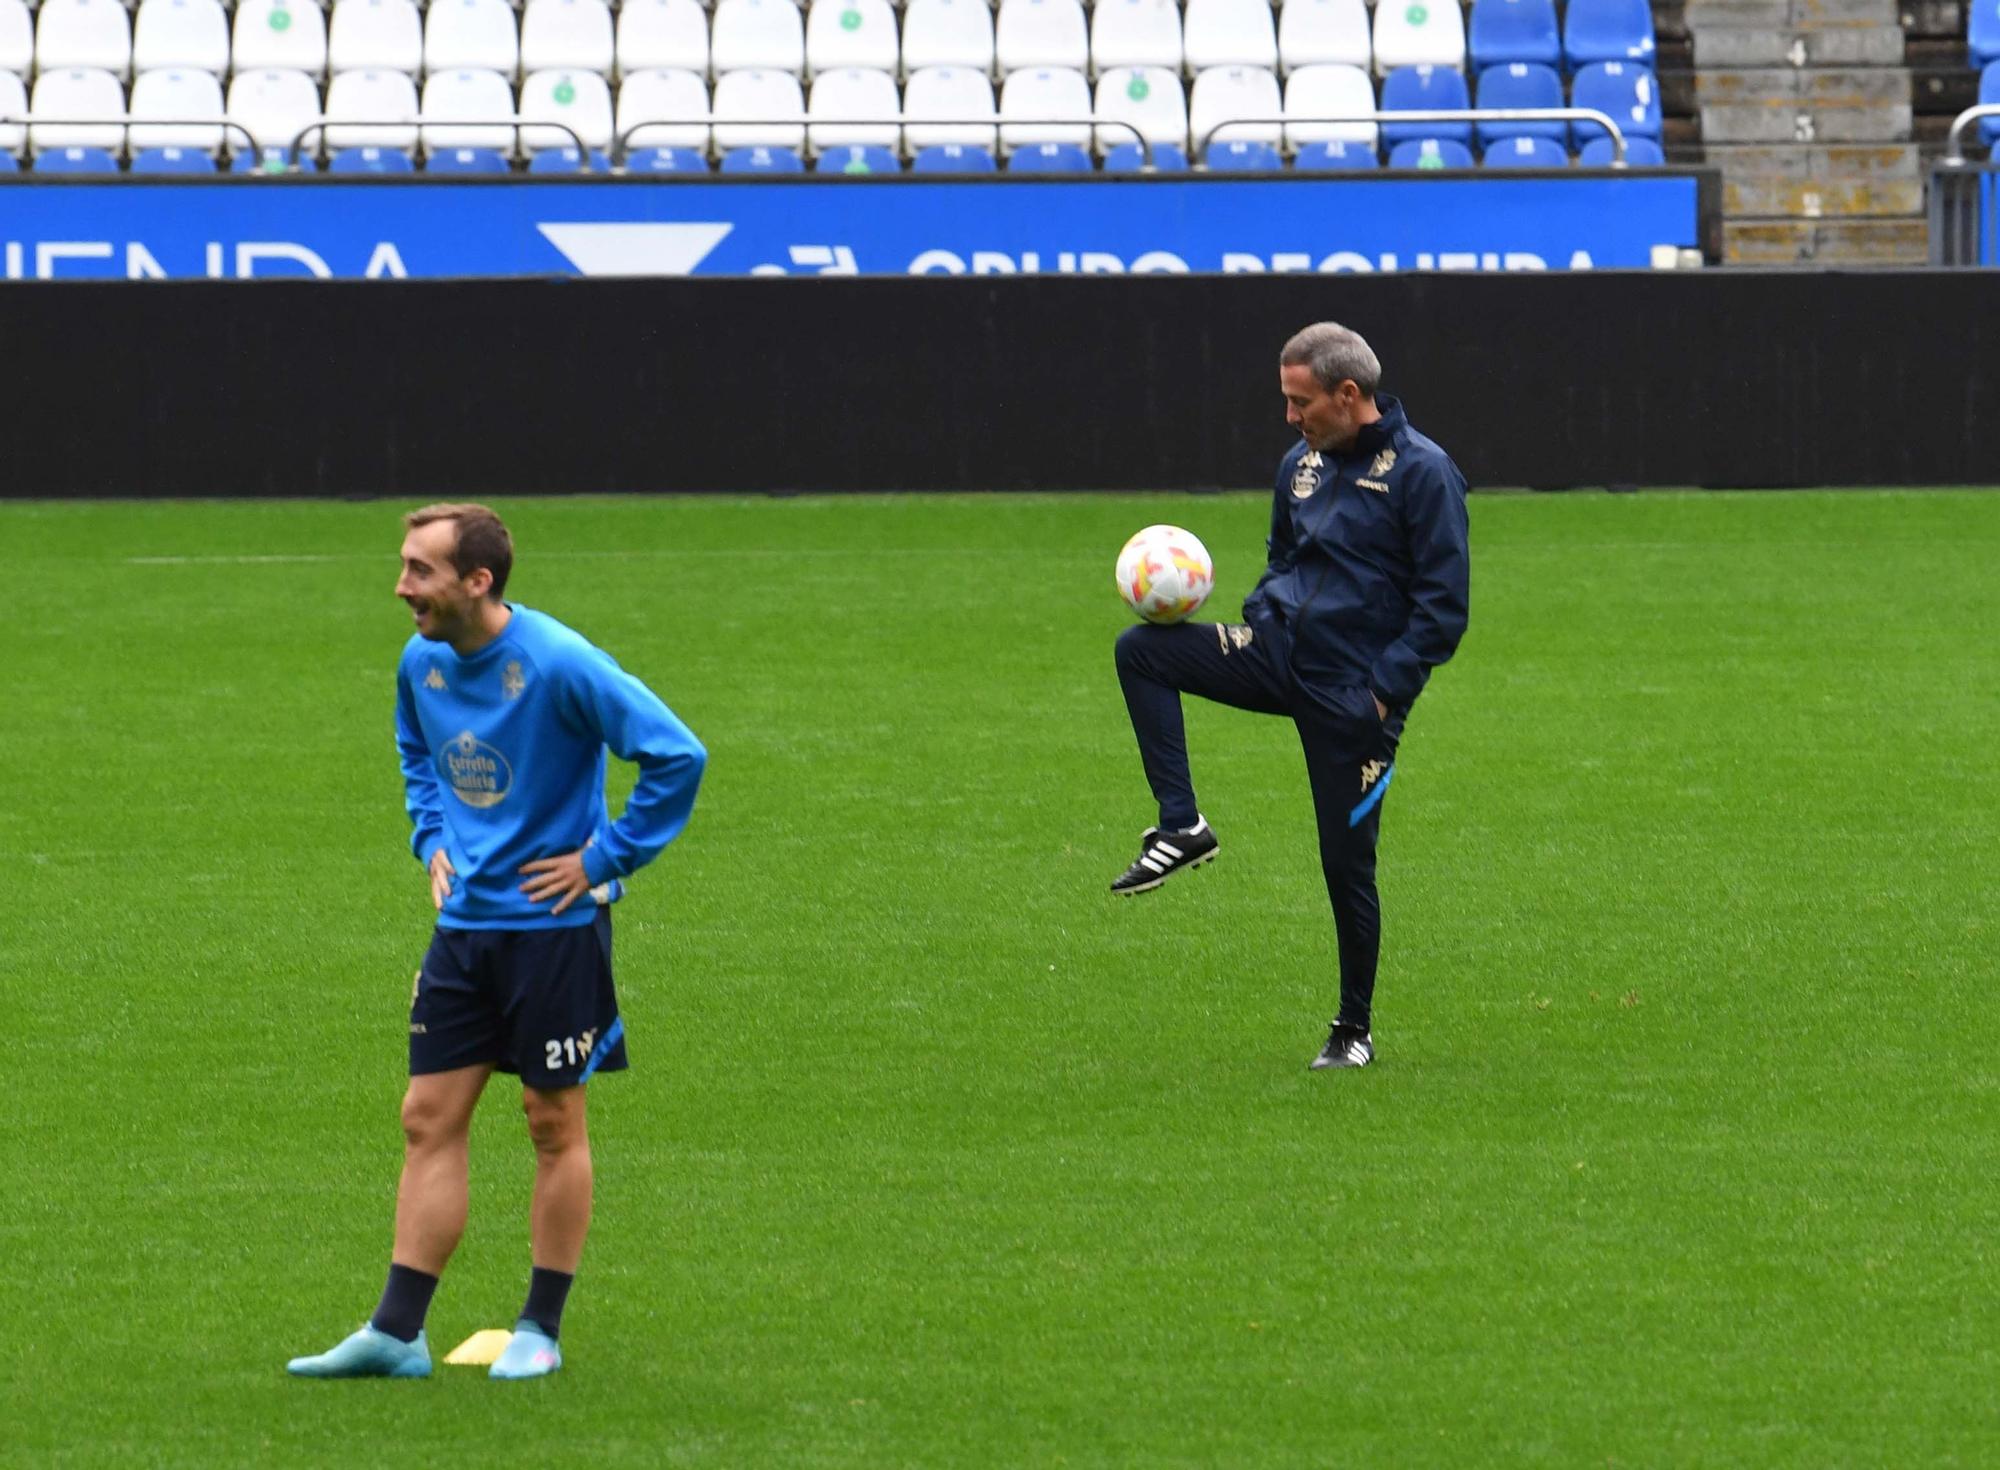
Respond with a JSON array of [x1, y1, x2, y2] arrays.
[[285, 117, 591, 170], [0, 115, 260, 156], [1942, 103, 2000, 164], [1198, 108, 1630, 165], [613, 115, 1149, 168]]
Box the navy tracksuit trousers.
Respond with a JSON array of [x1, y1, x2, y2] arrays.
[[1114, 616, 1399, 1031]]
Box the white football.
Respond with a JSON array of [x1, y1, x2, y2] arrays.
[[1115, 524, 1215, 625]]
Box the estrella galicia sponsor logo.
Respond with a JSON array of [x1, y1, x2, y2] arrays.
[[443, 730, 512, 808]]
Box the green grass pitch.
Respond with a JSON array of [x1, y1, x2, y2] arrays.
[[4, 489, 1997, 1468]]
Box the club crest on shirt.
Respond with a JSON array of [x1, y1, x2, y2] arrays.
[[424, 666, 447, 691], [503, 660, 525, 700], [1291, 450, 1324, 500]]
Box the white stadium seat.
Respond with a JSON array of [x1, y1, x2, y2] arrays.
[[898, 0, 991, 75], [132, 0, 228, 76], [1372, 0, 1465, 74], [1182, 0, 1276, 73], [129, 67, 225, 150], [994, 0, 1086, 77], [615, 0, 706, 77], [419, 66, 514, 151], [1090, 0, 1180, 75], [0, 0, 28, 76], [519, 66, 611, 148], [36, 0, 132, 79], [1284, 61, 1375, 146], [29, 66, 125, 151], [710, 65, 803, 149], [901, 62, 992, 149], [0, 70, 25, 153], [227, 65, 321, 150], [233, 0, 328, 78], [709, 0, 803, 77], [323, 65, 417, 148], [1188, 62, 1279, 152], [614, 65, 707, 149], [520, 0, 612, 76], [1278, 0, 1371, 74], [424, 0, 518, 78], [1092, 63, 1183, 153], [998, 63, 1087, 150], [804, 0, 895, 78], [328, 0, 422, 74], [806, 63, 896, 151]]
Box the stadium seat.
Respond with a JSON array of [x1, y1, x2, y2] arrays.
[[900, 0, 993, 73], [520, 68, 611, 151], [814, 141, 897, 171], [426, 143, 510, 170], [324, 67, 419, 151], [1380, 63, 1470, 143], [327, 142, 415, 169], [229, 68, 323, 154], [235, 0, 329, 78], [719, 142, 803, 170], [1563, 0, 1655, 68], [526, 143, 609, 169], [1475, 60, 1563, 143], [328, 0, 422, 75], [1283, 61, 1376, 149], [36, 143, 120, 170], [1007, 138, 1090, 170], [807, 65, 898, 152], [1188, 63, 1280, 155], [1103, 139, 1186, 169], [0, 0, 30, 77], [1571, 60, 1660, 141], [129, 67, 224, 153], [1182, 0, 1277, 73], [1981, 61, 2000, 146], [1091, 0, 1181, 75], [131, 143, 216, 170], [0, 71, 22, 155], [711, 67, 805, 151], [804, 0, 896, 78], [230, 142, 291, 169], [424, 0, 518, 78], [1277, 0, 1370, 75], [1371, 0, 1464, 75], [910, 141, 994, 170], [1204, 137, 1280, 168], [1468, 0, 1558, 69], [625, 143, 709, 170], [133, 0, 228, 76], [903, 64, 995, 151], [994, 0, 1087, 77], [710, 0, 804, 77], [1293, 137, 1376, 167], [615, 67, 708, 152], [30, 68, 126, 153], [37, 0, 132, 78], [1094, 65, 1187, 156], [1387, 134, 1472, 167], [1975, 2, 2000, 68], [418, 67, 516, 153], [615, 0, 706, 78], [520, 0, 612, 76], [999, 65, 1088, 153], [1577, 132, 1661, 164], [0, 150, 16, 170], [1483, 132, 1564, 166]]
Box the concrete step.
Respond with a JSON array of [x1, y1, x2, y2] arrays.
[[1688, 0, 1897, 24], [1701, 140, 1922, 178], [1723, 174, 1925, 213], [1723, 216, 1930, 262], [1900, 0, 1965, 38], [1700, 101, 1914, 142], [1912, 65, 1979, 116], [1694, 67, 1912, 104], [1692, 25, 1906, 65]]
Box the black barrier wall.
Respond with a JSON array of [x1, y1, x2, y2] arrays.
[[3, 270, 1997, 496]]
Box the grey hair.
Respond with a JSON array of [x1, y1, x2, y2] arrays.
[[1279, 322, 1382, 396]]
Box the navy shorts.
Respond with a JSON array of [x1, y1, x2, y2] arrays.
[[409, 908, 628, 1088]]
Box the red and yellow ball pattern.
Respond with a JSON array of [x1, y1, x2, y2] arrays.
[[1115, 524, 1215, 624]]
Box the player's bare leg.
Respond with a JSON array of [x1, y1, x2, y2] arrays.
[[393, 1063, 494, 1272], [492, 1084, 590, 1379]]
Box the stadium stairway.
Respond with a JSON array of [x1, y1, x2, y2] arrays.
[[1687, 0, 1927, 262]]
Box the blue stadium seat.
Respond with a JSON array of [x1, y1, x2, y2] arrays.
[[814, 144, 901, 174], [1476, 62, 1565, 144], [232, 147, 293, 174], [1578, 134, 1664, 165], [1103, 142, 1189, 172], [626, 147, 711, 174], [1971, 2, 2000, 67], [131, 146, 215, 174], [37, 146, 120, 174], [720, 146, 806, 173], [1204, 139, 1282, 170], [1981, 61, 2000, 146], [527, 147, 613, 174], [1468, 0, 1560, 69], [910, 143, 997, 173], [1563, 0, 1657, 68], [1381, 65, 1472, 143], [1483, 134, 1567, 167], [1387, 137, 1475, 169], [0, 153, 17, 172], [329, 146, 417, 174], [1293, 140, 1378, 170], [428, 147, 513, 174], [1571, 61, 1662, 141], [1008, 142, 1094, 172]]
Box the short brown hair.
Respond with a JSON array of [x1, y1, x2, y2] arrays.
[[404, 503, 514, 600]]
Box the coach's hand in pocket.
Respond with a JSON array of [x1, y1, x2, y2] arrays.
[[519, 850, 592, 915]]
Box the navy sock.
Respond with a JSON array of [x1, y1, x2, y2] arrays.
[[519, 1266, 574, 1340], [369, 1263, 439, 1344]]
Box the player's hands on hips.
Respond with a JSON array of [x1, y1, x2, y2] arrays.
[[519, 849, 591, 915], [428, 848, 455, 911]]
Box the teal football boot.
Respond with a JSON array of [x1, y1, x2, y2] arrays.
[[287, 1324, 432, 1379], [489, 1324, 562, 1380]]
